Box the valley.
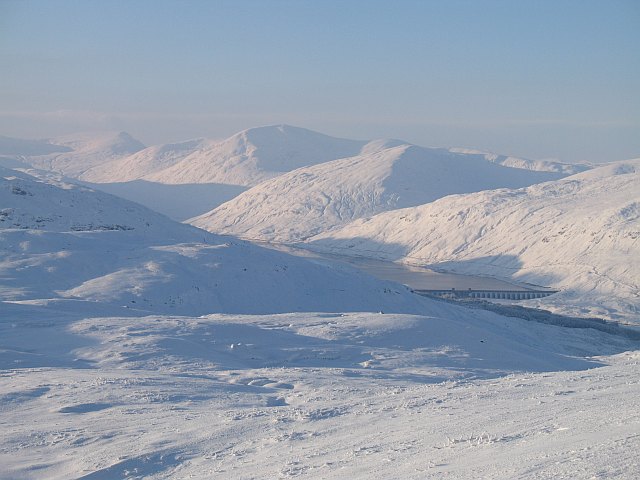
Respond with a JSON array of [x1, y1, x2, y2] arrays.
[[1, 126, 638, 479]]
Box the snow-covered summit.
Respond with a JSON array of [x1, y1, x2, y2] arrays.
[[51, 131, 145, 157], [191, 143, 567, 242], [144, 124, 367, 186]]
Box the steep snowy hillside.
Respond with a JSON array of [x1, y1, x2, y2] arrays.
[[310, 159, 640, 322], [449, 147, 591, 174], [0, 167, 426, 316], [192, 144, 566, 242], [144, 124, 367, 186], [79, 138, 215, 183], [24, 131, 145, 177]]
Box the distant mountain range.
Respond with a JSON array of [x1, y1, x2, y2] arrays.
[[0, 125, 591, 223], [4, 125, 636, 321]]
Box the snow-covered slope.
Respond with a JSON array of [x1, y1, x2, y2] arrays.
[[79, 138, 214, 183], [0, 166, 179, 234], [144, 125, 367, 186], [310, 159, 640, 322], [192, 144, 567, 242], [449, 147, 591, 174], [0, 167, 427, 316], [24, 131, 145, 177], [2, 162, 640, 480]]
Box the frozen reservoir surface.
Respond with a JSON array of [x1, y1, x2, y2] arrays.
[[262, 243, 545, 292]]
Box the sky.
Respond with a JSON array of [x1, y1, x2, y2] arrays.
[[1, 0, 638, 163]]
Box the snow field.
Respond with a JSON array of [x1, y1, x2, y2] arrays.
[[1, 308, 639, 479]]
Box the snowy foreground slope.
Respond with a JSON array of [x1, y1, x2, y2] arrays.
[[0, 167, 425, 315], [2, 305, 639, 479], [192, 144, 566, 242], [1, 166, 640, 479], [310, 159, 640, 323]]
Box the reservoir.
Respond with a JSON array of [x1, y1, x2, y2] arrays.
[[266, 244, 557, 299]]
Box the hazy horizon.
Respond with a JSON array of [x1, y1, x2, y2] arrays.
[[1, 0, 639, 163]]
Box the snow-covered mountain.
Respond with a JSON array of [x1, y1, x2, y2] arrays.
[[143, 124, 368, 186], [309, 159, 640, 322], [2, 150, 639, 480], [5, 127, 593, 227], [23, 131, 145, 177], [79, 138, 215, 183], [0, 167, 427, 315], [192, 144, 568, 242]]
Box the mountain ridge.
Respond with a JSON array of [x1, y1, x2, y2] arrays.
[[191, 143, 569, 242]]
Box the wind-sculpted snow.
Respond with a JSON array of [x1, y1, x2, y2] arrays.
[[1, 129, 638, 479], [310, 159, 640, 322], [2, 305, 639, 479], [192, 144, 566, 242]]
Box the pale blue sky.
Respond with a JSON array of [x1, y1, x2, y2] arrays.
[[1, 0, 638, 162]]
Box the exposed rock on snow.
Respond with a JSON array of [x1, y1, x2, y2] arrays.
[[0, 166, 178, 234]]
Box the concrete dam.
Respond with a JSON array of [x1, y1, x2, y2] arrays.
[[414, 288, 558, 300]]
